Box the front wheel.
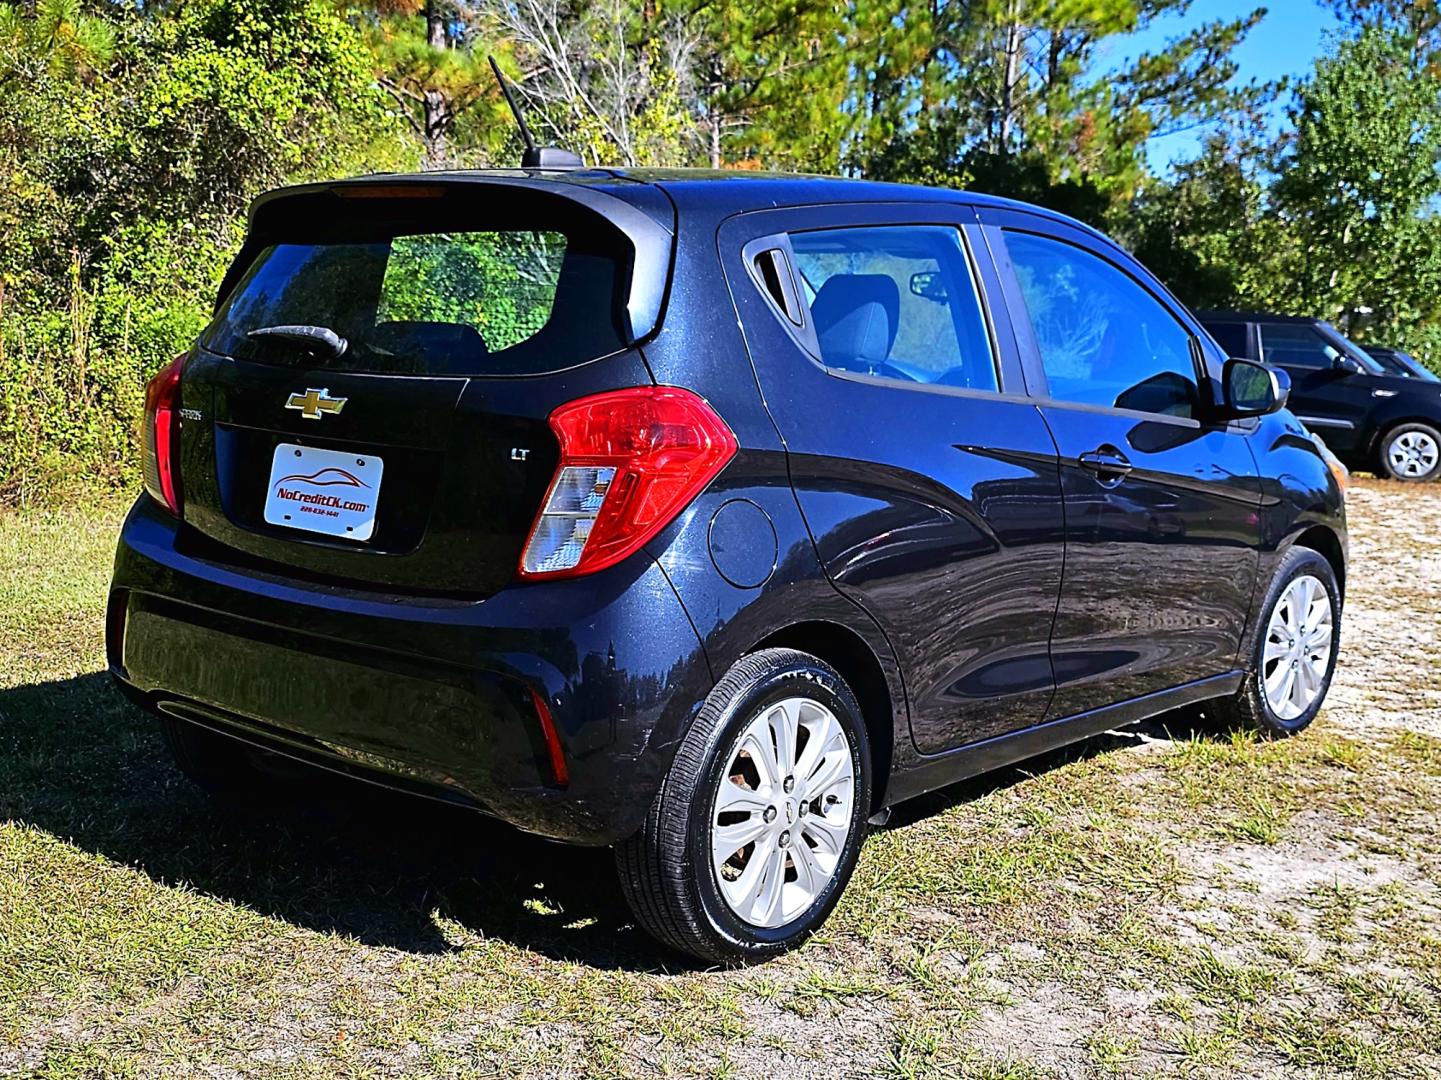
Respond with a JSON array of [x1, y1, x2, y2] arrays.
[[616, 648, 871, 963], [1212, 546, 1341, 737], [1378, 422, 1441, 482]]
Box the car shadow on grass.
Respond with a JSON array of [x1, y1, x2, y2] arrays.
[[0, 672, 676, 970], [0, 672, 1226, 971]]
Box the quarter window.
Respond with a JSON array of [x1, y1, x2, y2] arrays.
[[1006, 231, 1199, 418], [1206, 321, 1250, 360], [787, 226, 998, 391]]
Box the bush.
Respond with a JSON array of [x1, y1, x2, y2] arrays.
[[0, 0, 412, 504]]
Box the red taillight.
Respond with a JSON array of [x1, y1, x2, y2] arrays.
[[519, 386, 738, 580], [142, 354, 184, 516]]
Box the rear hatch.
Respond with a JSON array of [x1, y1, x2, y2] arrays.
[[177, 177, 674, 596]]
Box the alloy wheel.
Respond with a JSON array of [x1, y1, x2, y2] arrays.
[[709, 696, 856, 928], [1261, 574, 1334, 721], [1387, 429, 1439, 479]]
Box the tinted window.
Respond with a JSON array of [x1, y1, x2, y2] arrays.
[[1375, 349, 1440, 381], [1006, 232, 1199, 417], [1366, 349, 1408, 376], [204, 221, 627, 376], [1259, 324, 1336, 369], [1206, 321, 1250, 359], [788, 226, 997, 391]]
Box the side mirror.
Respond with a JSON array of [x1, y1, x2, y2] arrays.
[[1223, 357, 1290, 417], [1324, 342, 1364, 375], [909, 271, 948, 303]]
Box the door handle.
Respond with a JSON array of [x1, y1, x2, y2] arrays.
[[1078, 447, 1133, 483]]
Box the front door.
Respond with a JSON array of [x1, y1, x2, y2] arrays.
[[983, 212, 1263, 718], [1256, 321, 1371, 454], [718, 204, 1066, 754]]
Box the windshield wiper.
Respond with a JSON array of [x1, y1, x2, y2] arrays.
[[247, 324, 348, 360]]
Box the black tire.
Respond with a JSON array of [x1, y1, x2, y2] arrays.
[[158, 713, 309, 808], [615, 648, 872, 963], [1211, 546, 1341, 738], [1377, 422, 1441, 482]]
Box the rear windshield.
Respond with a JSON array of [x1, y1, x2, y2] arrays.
[[203, 201, 630, 376]]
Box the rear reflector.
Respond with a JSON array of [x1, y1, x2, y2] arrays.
[[141, 354, 185, 516], [519, 387, 737, 579], [527, 686, 570, 787]]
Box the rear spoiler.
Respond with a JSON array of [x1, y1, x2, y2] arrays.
[[224, 173, 676, 344]]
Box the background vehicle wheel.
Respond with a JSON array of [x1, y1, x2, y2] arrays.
[[1211, 546, 1341, 738], [615, 648, 871, 963], [1378, 422, 1441, 482]]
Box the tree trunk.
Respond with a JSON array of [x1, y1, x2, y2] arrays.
[[998, 14, 1022, 156], [709, 106, 722, 168], [423, 89, 449, 169], [426, 0, 446, 50], [421, 0, 449, 168]]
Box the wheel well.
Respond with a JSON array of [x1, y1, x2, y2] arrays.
[[1292, 525, 1346, 600], [753, 621, 896, 811], [1370, 416, 1441, 457]]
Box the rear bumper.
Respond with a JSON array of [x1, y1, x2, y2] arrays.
[[109, 497, 713, 845]]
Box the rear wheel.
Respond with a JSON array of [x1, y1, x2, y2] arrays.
[[1378, 422, 1441, 482], [1211, 546, 1341, 737], [615, 648, 871, 963]]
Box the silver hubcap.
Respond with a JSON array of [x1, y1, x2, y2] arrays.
[[710, 696, 856, 928], [1388, 430, 1438, 478], [1261, 574, 1334, 721]]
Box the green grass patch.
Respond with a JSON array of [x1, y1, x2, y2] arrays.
[[3, 485, 1441, 1076]]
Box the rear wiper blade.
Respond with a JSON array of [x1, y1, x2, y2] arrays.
[[247, 324, 348, 359]]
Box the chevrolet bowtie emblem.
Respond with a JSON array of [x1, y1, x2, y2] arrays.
[[285, 388, 347, 420]]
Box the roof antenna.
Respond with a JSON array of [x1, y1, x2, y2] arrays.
[[488, 56, 583, 169]]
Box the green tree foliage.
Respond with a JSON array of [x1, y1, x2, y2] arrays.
[[5, 0, 1441, 502], [852, 0, 1269, 228], [0, 0, 406, 498], [369, 0, 515, 168], [482, 0, 696, 167], [1270, 26, 1441, 350], [660, 0, 852, 170], [376, 230, 566, 349], [1126, 119, 1295, 310]]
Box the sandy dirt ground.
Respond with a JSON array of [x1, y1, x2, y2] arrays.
[[2, 476, 1439, 1079]]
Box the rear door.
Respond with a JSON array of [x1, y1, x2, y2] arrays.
[[982, 209, 1262, 717], [177, 181, 669, 595], [719, 203, 1066, 755]]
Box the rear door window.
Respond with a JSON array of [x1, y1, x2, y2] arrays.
[[787, 225, 998, 392], [204, 218, 628, 377]]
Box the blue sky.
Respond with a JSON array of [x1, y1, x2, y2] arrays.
[[1108, 0, 1340, 169]]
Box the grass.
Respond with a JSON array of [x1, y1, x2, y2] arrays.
[[2, 479, 1440, 1077]]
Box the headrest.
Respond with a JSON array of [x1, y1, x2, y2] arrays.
[[369, 321, 487, 372], [811, 274, 900, 371]]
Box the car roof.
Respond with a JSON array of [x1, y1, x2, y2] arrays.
[[258, 166, 1113, 244]]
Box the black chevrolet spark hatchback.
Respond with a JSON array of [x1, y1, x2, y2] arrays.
[[109, 169, 1347, 961]]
